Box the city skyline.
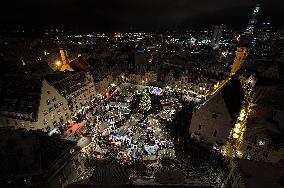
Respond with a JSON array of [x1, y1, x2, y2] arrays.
[[0, 0, 283, 32], [0, 1, 284, 187]]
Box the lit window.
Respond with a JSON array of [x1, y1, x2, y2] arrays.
[[46, 100, 51, 105], [259, 140, 265, 146]]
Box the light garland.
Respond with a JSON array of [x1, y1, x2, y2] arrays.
[[224, 75, 256, 158]]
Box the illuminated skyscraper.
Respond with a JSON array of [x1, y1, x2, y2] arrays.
[[212, 25, 224, 49], [244, 2, 262, 35]]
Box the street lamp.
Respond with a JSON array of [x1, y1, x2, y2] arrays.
[[56, 60, 62, 67]]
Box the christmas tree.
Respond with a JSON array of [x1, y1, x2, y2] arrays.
[[139, 89, 152, 112]]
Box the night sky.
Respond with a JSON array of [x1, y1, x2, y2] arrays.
[[0, 0, 283, 31]]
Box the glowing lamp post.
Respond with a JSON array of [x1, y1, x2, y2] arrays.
[[55, 60, 62, 67]]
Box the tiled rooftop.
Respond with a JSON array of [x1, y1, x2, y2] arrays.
[[0, 75, 43, 121]]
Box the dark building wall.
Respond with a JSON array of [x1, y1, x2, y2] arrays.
[[190, 76, 244, 145], [221, 76, 244, 122]]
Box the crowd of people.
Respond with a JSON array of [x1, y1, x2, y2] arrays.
[[62, 83, 229, 186]]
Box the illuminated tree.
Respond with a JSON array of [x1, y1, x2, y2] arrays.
[[139, 89, 152, 112]]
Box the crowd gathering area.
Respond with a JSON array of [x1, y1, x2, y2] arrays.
[[76, 83, 189, 165], [55, 83, 228, 185]]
